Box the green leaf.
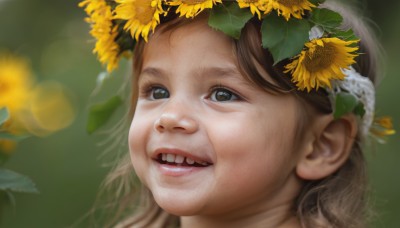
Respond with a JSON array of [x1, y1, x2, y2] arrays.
[[262, 13, 310, 64], [310, 8, 343, 31], [208, 3, 253, 39], [0, 107, 9, 126], [333, 92, 358, 119], [333, 29, 358, 42], [0, 169, 39, 194], [87, 96, 123, 134], [308, 0, 325, 4], [354, 102, 366, 118]]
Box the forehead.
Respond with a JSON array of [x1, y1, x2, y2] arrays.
[[142, 16, 236, 67]]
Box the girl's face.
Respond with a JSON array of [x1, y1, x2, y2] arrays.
[[129, 18, 304, 217]]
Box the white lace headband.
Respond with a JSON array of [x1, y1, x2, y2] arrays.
[[331, 67, 375, 137]]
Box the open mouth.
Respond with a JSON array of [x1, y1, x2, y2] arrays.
[[156, 153, 212, 167]]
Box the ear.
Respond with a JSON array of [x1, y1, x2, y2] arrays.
[[296, 114, 358, 180]]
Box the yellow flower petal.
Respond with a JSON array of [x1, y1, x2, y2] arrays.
[[237, 0, 272, 19], [167, 0, 222, 18], [270, 0, 315, 20], [374, 116, 394, 129]]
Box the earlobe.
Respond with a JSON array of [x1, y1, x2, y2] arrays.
[[296, 114, 358, 180]]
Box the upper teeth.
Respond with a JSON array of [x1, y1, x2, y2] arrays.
[[161, 153, 207, 165]]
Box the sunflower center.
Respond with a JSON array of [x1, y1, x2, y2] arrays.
[[182, 0, 208, 4], [277, 0, 303, 7], [304, 43, 336, 73], [135, 0, 156, 24]]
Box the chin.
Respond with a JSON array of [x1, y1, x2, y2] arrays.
[[151, 189, 208, 216]]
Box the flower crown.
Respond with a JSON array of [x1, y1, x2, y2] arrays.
[[80, 0, 395, 140]]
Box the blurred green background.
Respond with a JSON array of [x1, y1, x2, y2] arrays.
[[0, 0, 399, 227]]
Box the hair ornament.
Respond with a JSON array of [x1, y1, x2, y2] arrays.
[[80, 0, 395, 140], [330, 67, 395, 141], [332, 67, 375, 136], [80, 0, 359, 81]]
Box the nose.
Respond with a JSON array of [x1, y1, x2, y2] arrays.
[[154, 103, 199, 134]]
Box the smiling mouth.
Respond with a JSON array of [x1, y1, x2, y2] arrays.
[[156, 153, 212, 167]]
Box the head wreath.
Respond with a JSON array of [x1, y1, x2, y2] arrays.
[[80, 0, 395, 140]]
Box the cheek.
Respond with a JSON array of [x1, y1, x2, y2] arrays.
[[128, 114, 151, 183], [211, 112, 295, 159], [209, 112, 298, 185]]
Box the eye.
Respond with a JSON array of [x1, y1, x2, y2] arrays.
[[210, 88, 239, 102], [150, 86, 170, 100]]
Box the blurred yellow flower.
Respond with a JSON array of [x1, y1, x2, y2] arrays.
[[26, 82, 75, 136], [285, 38, 359, 92], [79, 0, 120, 72], [0, 53, 76, 152], [168, 0, 222, 18], [0, 53, 33, 115], [270, 0, 315, 20], [371, 116, 396, 140], [114, 0, 166, 42]]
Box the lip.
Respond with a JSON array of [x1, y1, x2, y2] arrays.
[[154, 162, 209, 177]]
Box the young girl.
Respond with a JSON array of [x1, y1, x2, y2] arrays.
[[80, 0, 395, 227]]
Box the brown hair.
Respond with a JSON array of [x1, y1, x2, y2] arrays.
[[95, 1, 382, 227]]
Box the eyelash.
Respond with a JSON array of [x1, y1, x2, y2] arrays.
[[139, 82, 167, 99], [208, 84, 242, 102], [139, 82, 243, 102]]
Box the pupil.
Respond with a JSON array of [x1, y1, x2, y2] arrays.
[[153, 88, 169, 99], [216, 90, 231, 101]]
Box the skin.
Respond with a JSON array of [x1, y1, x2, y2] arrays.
[[128, 17, 308, 227]]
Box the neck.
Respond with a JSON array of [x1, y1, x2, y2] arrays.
[[180, 202, 301, 228]]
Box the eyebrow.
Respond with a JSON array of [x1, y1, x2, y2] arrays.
[[198, 66, 242, 80], [137, 67, 166, 86], [139, 65, 252, 87], [140, 67, 166, 78], [197, 66, 255, 89]]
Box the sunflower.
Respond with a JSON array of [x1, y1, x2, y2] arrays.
[[79, 0, 120, 72], [167, 0, 222, 18], [269, 0, 315, 20], [0, 53, 32, 115], [114, 0, 165, 42], [285, 37, 359, 92], [237, 0, 272, 19]]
